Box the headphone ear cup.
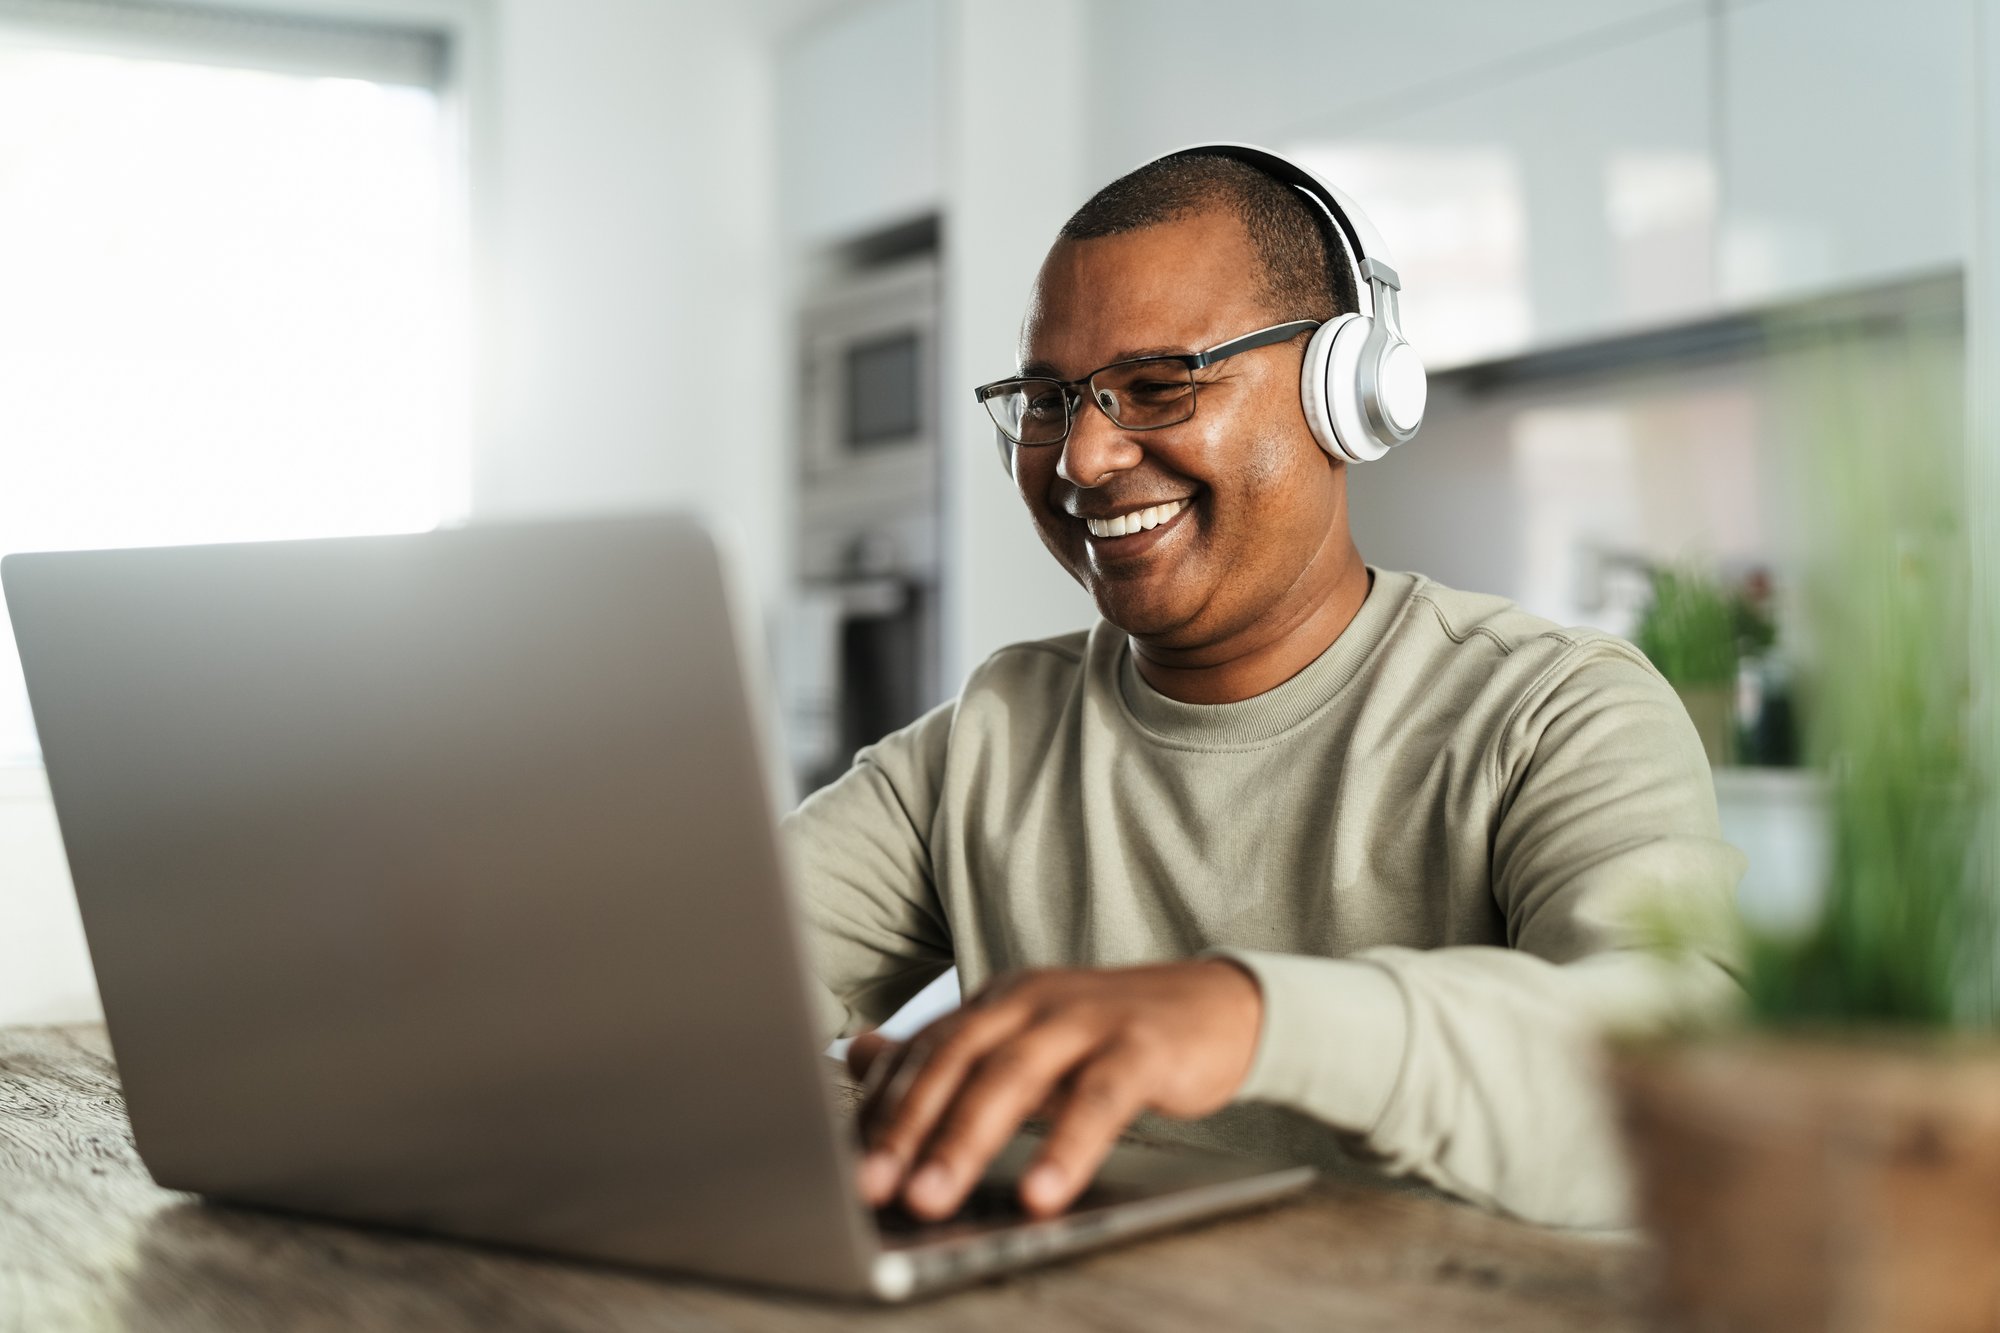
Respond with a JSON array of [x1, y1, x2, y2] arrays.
[[1299, 316, 1347, 459], [1299, 313, 1392, 463]]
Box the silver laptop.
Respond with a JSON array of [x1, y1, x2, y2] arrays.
[[2, 513, 1312, 1301]]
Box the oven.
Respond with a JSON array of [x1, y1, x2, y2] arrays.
[[785, 253, 944, 792]]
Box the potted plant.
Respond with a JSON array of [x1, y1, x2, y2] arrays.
[[1612, 319, 2000, 1331], [1635, 563, 1742, 768]]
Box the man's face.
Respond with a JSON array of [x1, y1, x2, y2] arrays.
[[1012, 209, 1348, 649]]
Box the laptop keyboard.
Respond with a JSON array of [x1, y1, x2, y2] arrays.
[[874, 1177, 1126, 1239]]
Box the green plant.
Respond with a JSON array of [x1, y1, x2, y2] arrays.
[[1742, 318, 1996, 1029], [1635, 566, 1739, 689]]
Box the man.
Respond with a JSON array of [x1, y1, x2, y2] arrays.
[[784, 148, 1742, 1231]]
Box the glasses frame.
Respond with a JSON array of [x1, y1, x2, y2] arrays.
[[972, 319, 1322, 447]]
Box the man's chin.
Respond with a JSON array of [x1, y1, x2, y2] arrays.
[[1087, 582, 1199, 641]]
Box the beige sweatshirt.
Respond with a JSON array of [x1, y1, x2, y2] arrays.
[[781, 568, 1745, 1227]]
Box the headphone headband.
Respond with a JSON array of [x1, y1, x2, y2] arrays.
[[1147, 142, 1402, 318]]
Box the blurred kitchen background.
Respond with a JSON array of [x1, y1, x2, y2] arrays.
[[1, 0, 1992, 1025]]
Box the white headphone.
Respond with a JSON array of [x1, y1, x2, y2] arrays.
[[1125, 142, 1428, 464]]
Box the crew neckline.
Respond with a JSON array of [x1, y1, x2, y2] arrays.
[[1113, 567, 1417, 748]]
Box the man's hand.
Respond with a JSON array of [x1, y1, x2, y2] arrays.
[[846, 959, 1263, 1221]]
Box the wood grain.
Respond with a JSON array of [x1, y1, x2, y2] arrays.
[[1, 1024, 1646, 1331], [1617, 1037, 2000, 1333]]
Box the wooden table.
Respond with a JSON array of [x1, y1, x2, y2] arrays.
[[1, 1024, 1649, 1331]]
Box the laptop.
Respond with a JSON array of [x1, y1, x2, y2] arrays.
[[1, 513, 1313, 1301]]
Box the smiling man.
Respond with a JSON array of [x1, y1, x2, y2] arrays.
[[784, 147, 1743, 1230]]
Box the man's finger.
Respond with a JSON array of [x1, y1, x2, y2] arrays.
[[859, 1001, 1031, 1190], [846, 1030, 896, 1082], [848, 1034, 914, 1205], [851, 1032, 906, 1138], [898, 1023, 1103, 1220], [857, 1008, 968, 1132], [1019, 1041, 1155, 1217]]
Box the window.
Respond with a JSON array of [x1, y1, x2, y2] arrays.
[[0, 1, 465, 764]]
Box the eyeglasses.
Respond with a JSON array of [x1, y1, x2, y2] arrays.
[[973, 319, 1320, 447]]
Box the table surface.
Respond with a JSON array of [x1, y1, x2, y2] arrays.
[[0, 1023, 1649, 1332]]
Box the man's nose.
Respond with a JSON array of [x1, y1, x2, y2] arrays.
[[1056, 392, 1145, 489]]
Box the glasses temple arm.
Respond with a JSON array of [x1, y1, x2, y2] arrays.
[[1188, 319, 1323, 368]]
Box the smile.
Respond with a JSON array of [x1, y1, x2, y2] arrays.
[[1082, 497, 1191, 539]]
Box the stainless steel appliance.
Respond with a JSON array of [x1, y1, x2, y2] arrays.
[[787, 252, 943, 791]]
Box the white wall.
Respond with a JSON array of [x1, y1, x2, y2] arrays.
[[472, 0, 787, 614], [778, 0, 939, 248]]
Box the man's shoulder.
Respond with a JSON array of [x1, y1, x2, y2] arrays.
[[1377, 574, 1689, 774], [962, 627, 1096, 698], [1396, 573, 1644, 667], [982, 626, 1094, 667]]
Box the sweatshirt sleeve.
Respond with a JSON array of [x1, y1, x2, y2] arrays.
[[780, 699, 958, 1042], [1215, 643, 1747, 1228]]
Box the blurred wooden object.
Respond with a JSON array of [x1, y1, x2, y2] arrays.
[[0, 1022, 1644, 1331], [1616, 1036, 2000, 1333]]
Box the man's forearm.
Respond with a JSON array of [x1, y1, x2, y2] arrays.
[[1217, 944, 1741, 1228]]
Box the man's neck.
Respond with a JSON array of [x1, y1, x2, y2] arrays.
[[1131, 551, 1373, 705]]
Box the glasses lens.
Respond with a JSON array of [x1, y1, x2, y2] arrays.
[[983, 379, 1068, 445], [1090, 358, 1195, 430]]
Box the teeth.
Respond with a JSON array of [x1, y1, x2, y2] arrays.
[[1085, 497, 1187, 539]]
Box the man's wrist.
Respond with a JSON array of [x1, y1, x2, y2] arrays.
[[1192, 955, 1265, 1099]]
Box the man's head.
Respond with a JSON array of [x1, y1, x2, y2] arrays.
[[1009, 151, 1365, 656], [1060, 154, 1357, 327]]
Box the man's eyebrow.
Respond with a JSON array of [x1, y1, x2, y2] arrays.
[[1018, 346, 1193, 379]]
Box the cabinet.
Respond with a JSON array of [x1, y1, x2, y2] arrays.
[[1282, 14, 1715, 369], [1081, 1, 1707, 187], [1718, 0, 1972, 306], [1112, 0, 1975, 368]]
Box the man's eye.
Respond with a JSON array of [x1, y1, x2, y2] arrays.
[[1128, 380, 1190, 402], [1024, 392, 1065, 417]]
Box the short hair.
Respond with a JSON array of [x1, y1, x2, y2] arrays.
[[1057, 152, 1356, 324]]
